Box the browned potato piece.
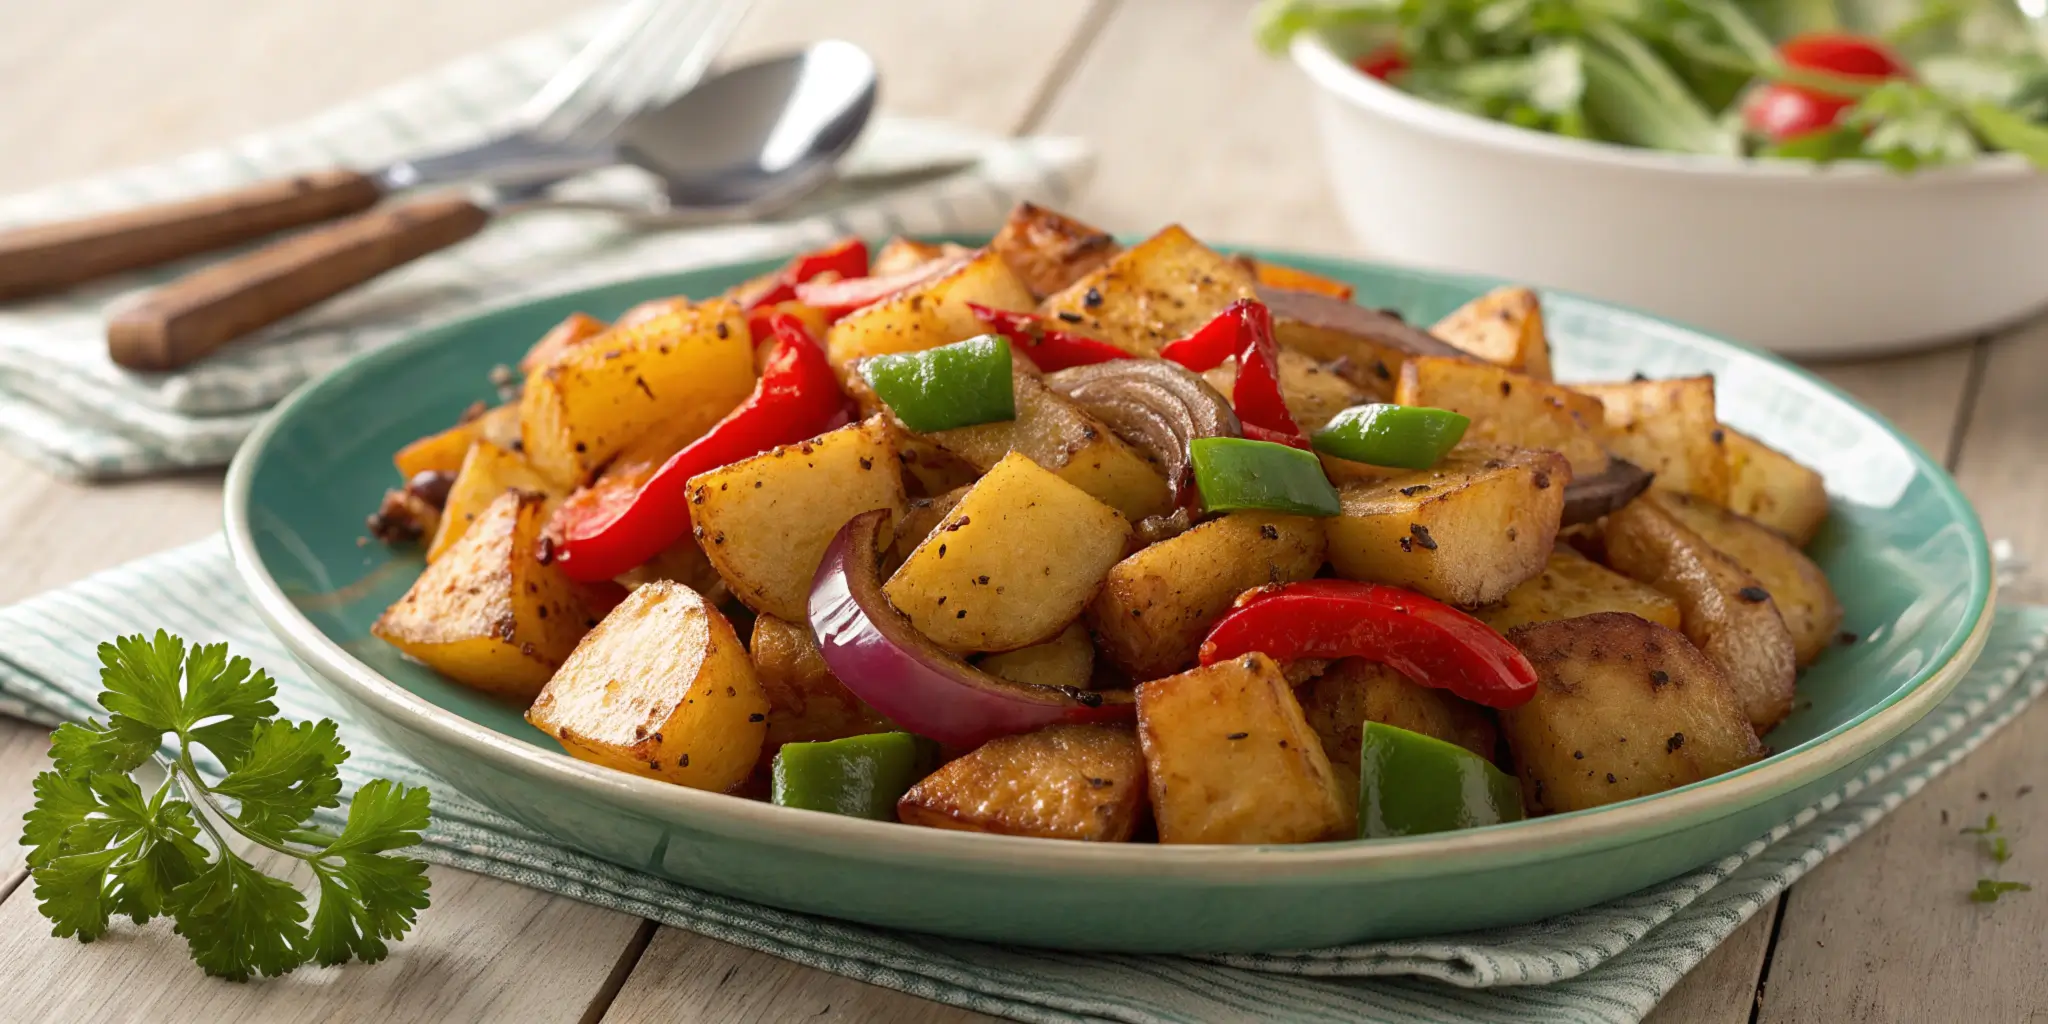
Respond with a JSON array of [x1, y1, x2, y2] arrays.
[[1203, 349, 1369, 433], [1473, 550, 1682, 635], [871, 237, 974, 277], [923, 371, 1171, 522], [520, 302, 755, 487], [1605, 495, 1797, 733], [1136, 652, 1349, 844], [519, 312, 608, 375], [886, 452, 1133, 653], [615, 296, 690, 329], [1502, 613, 1763, 813], [988, 202, 1122, 299], [885, 486, 969, 577], [1395, 356, 1607, 479], [619, 535, 729, 601], [1724, 428, 1829, 545], [1039, 225, 1257, 357], [977, 623, 1096, 691], [1088, 512, 1326, 680], [750, 615, 891, 768], [1257, 287, 1470, 401], [527, 580, 768, 791], [888, 429, 980, 498], [1300, 659, 1499, 818], [1431, 286, 1553, 380], [375, 491, 591, 701], [1657, 493, 1842, 666], [897, 724, 1147, 841], [1325, 445, 1570, 606], [825, 248, 1035, 372], [1574, 377, 1731, 506], [426, 440, 563, 563], [393, 403, 516, 481], [687, 419, 907, 622]]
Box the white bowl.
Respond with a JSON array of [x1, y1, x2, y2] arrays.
[[1290, 34, 2048, 357]]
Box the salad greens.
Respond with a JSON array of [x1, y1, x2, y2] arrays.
[[1255, 0, 2048, 168]]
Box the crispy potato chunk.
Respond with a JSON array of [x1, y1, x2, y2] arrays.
[[886, 452, 1132, 653], [1203, 348, 1369, 433], [375, 491, 591, 700], [520, 302, 755, 487], [1300, 659, 1499, 817], [1657, 493, 1842, 666], [519, 312, 608, 375], [1137, 653, 1349, 844], [872, 237, 974, 277], [1325, 445, 1569, 606], [885, 485, 969, 577], [1395, 356, 1607, 479], [615, 296, 690, 329], [1474, 550, 1682, 635], [527, 580, 768, 791], [688, 419, 907, 622], [1724, 428, 1829, 545], [988, 202, 1122, 299], [1502, 613, 1763, 813], [1088, 512, 1326, 680], [897, 724, 1147, 841], [825, 248, 1035, 371], [426, 440, 563, 564], [1431, 286, 1553, 380], [750, 615, 891, 768], [977, 623, 1097, 691], [1574, 377, 1731, 505], [1039, 225, 1257, 357], [1257, 287, 1469, 402], [922, 371, 1171, 522], [1605, 495, 1798, 733]]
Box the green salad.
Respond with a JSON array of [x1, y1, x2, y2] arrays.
[[1256, 0, 2048, 169]]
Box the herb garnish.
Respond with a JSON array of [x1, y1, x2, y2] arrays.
[[1959, 811, 2028, 903], [21, 632, 432, 979]]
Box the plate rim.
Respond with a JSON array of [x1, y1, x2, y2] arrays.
[[223, 245, 1994, 880]]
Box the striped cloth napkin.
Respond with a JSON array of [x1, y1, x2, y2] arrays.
[[0, 18, 1092, 480], [2, 538, 2043, 1024]]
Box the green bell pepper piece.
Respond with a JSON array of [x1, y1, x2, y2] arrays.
[[1189, 436, 1341, 517], [860, 334, 1015, 432], [771, 732, 931, 820], [1311, 404, 1470, 470], [1358, 721, 1525, 838]]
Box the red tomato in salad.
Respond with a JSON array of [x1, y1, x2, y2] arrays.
[[1743, 33, 1908, 142], [1352, 44, 1407, 81]]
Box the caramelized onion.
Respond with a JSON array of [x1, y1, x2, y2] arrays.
[[1044, 359, 1241, 519], [1561, 457, 1655, 526]]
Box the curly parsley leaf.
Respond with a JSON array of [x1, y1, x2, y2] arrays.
[[172, 850, 311, 981]]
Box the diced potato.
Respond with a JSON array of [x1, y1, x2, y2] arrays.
[[1298, 658, 1497, 821], [1325, 445, 1569, 606], [1657, 493, 1843, 666], [615, 296, 690, 329], [375, 491, 592, 701], [976, 623, 1097, 691], [1395, 356, 1608, 479], [892, 432, 982, 497], [1203, 348, 1368, 433], [750, 615, 891, 768], [393, 403, 516, 481], [688, 418, 908, 623], [426, 440, 563, 563], [527, 580, 767, 791], [1724, 428, 1829, 545], [1430, 286, 1553, 380], [897, 724, 1147, 841], [1039, 225, 1257, 357], [1574, 377, 1731, 506], [886, 453, 1132, 653], [1605, 494, 1798, 733], [871, 237, 974, 277], [886, 486, 969, 577], [1088, 512, 1326, 680], [1136, 652, 1349, 844], [1257, 288, 1469, 402], [520, 302, 755, 487], [1502, 613, 1763, 813], [1473, 550, 1682, 635], [825, 248, 1035, 371], [987, 202, 1121, 299], [1251, 259, 1355, 301], [519, 312, 608, 375], [618, 535, 727, 599], [922, 371, 1171, 522]]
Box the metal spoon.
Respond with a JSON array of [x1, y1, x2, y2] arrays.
[[108, 41, 881, 372]]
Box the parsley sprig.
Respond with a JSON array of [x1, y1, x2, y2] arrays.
[[1959, 812, 2030, 904], [21, 632, 432, 980]]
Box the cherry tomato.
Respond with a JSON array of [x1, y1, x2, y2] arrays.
[[1744, 33, 1908, 143], [1352, 44, 1407, 82], [1779, 33, 1908, 79]]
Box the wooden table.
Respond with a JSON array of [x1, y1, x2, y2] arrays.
[[1, 1, 2043, 1020]]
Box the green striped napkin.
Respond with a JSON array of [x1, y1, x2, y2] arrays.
[[0, 19, 1092, 480], [2, 538, 2042, 1023]]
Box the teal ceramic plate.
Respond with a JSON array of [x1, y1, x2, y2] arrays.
[[225, 245, 1992, 953]]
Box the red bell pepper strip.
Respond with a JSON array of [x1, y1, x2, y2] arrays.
[[1157, 300, 1249, 371], [1198, 579, 1539, 709], [550, 314, 852, 582], [795, 253, 970, 321], [964, 303, 1130, 371], [744, 237, 870, 310], [1161, 299, 1308, 447]]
